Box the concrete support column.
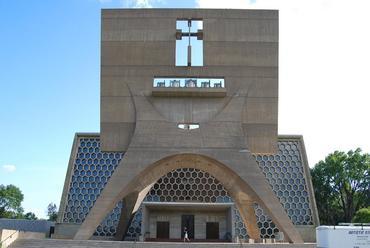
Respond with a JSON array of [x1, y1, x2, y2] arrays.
[[115, 192, 139, 241], [141, 205, 149, 240], [236, 200, 260, 242], [228, 206, 235, 241], [245, 203, 260, 241]]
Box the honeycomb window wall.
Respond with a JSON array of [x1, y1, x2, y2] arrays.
[[60, 135, 314, 239]]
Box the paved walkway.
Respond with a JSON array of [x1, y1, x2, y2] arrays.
[[10, 239, 316, 248]]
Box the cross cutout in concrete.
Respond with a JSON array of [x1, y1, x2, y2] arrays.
[[176, 19, 203, 66]]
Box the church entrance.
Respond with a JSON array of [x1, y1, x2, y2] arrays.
[[156, 221, 170, 239], [142, 202, 233, 241], [181, 214, 194, 239]]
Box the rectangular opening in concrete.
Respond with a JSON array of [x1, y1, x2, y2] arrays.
[[176, 19, 203, 66], [152, 77, 226, 97], [153, 77, 224, 88], [142, 202, 233, 241], [177, 123, 199, 130]]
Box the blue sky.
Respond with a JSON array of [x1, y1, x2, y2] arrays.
[[0, 0, 198, 219], [1, 0, 370, 218]]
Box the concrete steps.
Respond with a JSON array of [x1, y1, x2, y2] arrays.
[[9, 239, 316, 248], [10, 239, 316, 248]]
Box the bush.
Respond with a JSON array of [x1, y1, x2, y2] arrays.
[[352, 207, 370, 223]]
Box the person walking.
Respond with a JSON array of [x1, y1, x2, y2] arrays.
[[183, 227, 190, 242]]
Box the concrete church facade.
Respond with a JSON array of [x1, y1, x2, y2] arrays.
[[55, 9, 319, 243]]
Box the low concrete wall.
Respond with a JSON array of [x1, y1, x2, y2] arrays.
[[0, 229, 45, 247], [295, 226, 316, 243], [18, 231, 45, 239], [53, 223, 81, 239]]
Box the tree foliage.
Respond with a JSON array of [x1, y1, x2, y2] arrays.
[[24, 212, 38, 220], [47, 203, 58, 221], [0, 184, 24, 218], [352, 207, 370, 223], [311, 148, 370, 224]]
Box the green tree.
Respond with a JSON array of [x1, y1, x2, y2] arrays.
[[24, 212, 38, 220], [0, 184, 24, 218], [47, 203, 58, 221], [352, 207, 370, 223], [311, 148, 370, 224]]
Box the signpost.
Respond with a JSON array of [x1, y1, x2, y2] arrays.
[[316, 225, 370, 248]]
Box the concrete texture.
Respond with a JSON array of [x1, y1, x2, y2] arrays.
[[115, 192, 139, 241], [295, 226, 316, 243], [100, 8, 278, 154], [53, 223, 80, 240], [151, 87, 227, 97]]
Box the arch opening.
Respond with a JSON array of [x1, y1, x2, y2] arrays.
[[73, 152, 303, 243], [118, 167, 281, 241], [113, 153, 275, 242]]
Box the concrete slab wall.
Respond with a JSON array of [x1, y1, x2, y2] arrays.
[[100, 9, 278, 153]]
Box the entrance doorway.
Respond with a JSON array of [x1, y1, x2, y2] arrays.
[[181, 215, 194, 239], [156, 221, 169, 239], [206, 222, 219, 239]]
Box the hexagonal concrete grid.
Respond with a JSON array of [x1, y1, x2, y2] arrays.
[[61, 136, 313, 239]]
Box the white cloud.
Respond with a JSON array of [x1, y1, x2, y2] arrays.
[[96, 0, 113, 3], [133, 0, 152, 8], [97, 0, 164, 8], [2, 164, 16, 173], [125, 0, 164, 8], [196, 0, 254, 9], [196, 0, 335, 10], [196, 0, 370, 166]]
